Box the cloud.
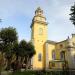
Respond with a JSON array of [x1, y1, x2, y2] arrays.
[[44, 0, 75, 41], [0, 0, 75, 41]]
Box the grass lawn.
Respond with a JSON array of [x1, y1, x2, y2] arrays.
[[9, 70, 36, 75], [8, 70, 69, 75]]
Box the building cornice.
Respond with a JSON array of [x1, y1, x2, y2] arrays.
[[30, 20, 48, 28], [46, 40, 57, 45], [34, 15, 46, 19], [56, 39, 67, 44]]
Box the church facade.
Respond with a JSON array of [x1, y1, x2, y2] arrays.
[[30, 7, 75, 70]]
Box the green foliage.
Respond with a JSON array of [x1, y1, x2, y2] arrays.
[[18, 40, 35, 58], [18, 40, 27, 57], [0, 27, 35, 70], [0, 27, 18, 70], [0, 41, 4, 52], [0, 26, 18, 53], [0, 27, 18, 44], [27, 42, 36, 58], [70, 3, 75, 25], [13, 41, 19, 56], [11, 40, 36, 70]]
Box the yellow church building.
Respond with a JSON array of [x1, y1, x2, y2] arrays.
[[30, 7, 75, 70]]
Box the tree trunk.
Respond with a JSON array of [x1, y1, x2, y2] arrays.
[[17, 56, 22, 71], [0, 63, 1, 75], [0, 52, 4, 75], [26, 56, 30, 69], [7, 58, 11, 70]]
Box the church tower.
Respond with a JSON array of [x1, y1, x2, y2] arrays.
[[31, 7, 48, 69]]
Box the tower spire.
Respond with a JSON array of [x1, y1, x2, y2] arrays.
[[30, 7, 47, 28], [35, 7, 43, 16]]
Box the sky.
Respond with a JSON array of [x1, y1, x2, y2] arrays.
[[0, 0, 75, 42]]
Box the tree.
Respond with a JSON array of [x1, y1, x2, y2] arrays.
[[0, 26, 35, 70], [0, 38, 5, 75], [18, 40, 27, 70], [13, 41, 19, 61], [70, 3, 75, 25], [11, 41, 19, 71], [11, 40, 27, 71], [17, 40, 35, 69], [0, 39, 4, 53], [0, 27, 18, 44], [27, 42, 35, 59], [26, 42, 35, 69], [0, 27, 18, 70], [19, 40, 27, 58]]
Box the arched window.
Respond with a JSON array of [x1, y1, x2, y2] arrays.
[[38, 53, 42, 61], [52, 50, 55, 60], [60, 51, 65, 60]]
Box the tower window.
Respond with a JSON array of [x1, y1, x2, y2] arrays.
[[60, 51, 65, 60], [38, 53, 42, 61], [52, 50, 56, 60]]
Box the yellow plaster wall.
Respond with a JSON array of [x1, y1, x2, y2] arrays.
[[31, 22, 47, 69], [55, 41, 68, 60], [47, 43, 55, 61]]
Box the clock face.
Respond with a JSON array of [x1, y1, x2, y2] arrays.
[[39, 28, 43, 35]]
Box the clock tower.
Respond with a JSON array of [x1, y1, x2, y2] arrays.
[[31, 7, 48, 69]]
